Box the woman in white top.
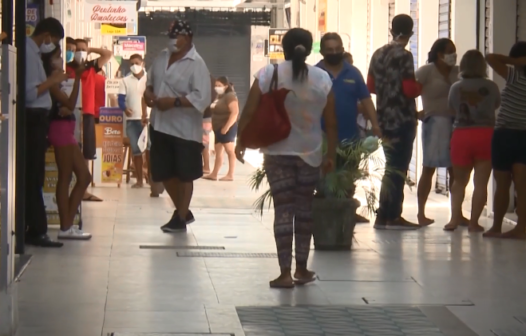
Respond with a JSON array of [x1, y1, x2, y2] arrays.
[[415, 38, 466, 226], [235, 28, 337, 288]]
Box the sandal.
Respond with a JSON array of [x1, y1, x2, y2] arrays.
[[269, 279, 295, 289], [83, 194, 103, 202], [293, 270, 317, 285], [443, 223, 458, 231]]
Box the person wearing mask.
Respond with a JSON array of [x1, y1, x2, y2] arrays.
[[25, 18, 68, 247], [66, 39, 113, 202], [94, 69, 106, 124], [316, 33, 381, 223], [446, 50, 500, 232], [118, 54, 148, 188], [144, 19, 211, 232], [367, 14, 421, 230], [203, 77, 239, 181], [43, 46, 92, 240], [415, 38, 466, 226], [235, 28, 337, 288], [484, 42, 526, 239]]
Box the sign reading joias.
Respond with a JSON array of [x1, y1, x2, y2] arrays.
[[85, 1, 137, 24]]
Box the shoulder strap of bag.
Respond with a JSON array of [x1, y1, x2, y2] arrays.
[[269, 64, 278, 92]]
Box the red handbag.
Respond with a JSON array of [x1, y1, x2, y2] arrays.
[[239, 64, 291, 149]]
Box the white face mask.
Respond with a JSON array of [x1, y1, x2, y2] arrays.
[[443, 53, 457, 66], [130, 64, 143, 75], [215, 87, 225, 95], [40, 41, 56, 54], [168, 39, 179, 53], [74, 51, 88, 64]]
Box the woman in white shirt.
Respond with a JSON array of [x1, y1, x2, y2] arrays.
[[235, 28, 338, 288]]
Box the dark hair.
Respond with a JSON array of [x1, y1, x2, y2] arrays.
[[428, 38, 453, 63], [66, 37, 76, 45], [216, 76, 234, 94], [75, 38, 88, 46], [282, 28, 312, 82], [41, 45, 62, 77], [129, 54, 143, 61], [391, 14, 413, 37], [320, 32, 343, 50], [33, 17, 65, 39], [509, 41, 526, 75]]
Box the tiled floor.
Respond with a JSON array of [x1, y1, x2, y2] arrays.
[[15, 150, 526, 336]]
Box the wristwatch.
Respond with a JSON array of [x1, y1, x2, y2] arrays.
[[174, 97, 182, 107]]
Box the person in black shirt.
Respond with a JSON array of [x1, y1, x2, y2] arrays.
[[42, 45, 92, 240]]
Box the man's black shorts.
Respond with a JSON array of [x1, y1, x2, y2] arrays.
[[150, 126, 204, 183], [82, 114, 96, 160]]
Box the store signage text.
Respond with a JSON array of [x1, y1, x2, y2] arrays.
[[85, 1, 137, 23]]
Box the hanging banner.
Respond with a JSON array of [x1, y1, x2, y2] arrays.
[[84, 0, 137, 24], [113, 36, 146, 59], [268, 29, 288, 61], [26, 4, 40, 36], [97, 107, 124, 184], [318, 0, 328, 33]]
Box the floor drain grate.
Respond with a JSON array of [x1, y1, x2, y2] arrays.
[[139, 245, 225, 250], [176, 252, 277, 258], [109, 333, 234, 336], [491, 327, 526, 336]]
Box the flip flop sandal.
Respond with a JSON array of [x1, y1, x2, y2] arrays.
[[443, 224, 458, 231], [294, 275, 317, 286], [269, 280, 295, 289], [83, 195, 103, 202]]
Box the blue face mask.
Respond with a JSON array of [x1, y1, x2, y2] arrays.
[[66, 50, 74, 63]]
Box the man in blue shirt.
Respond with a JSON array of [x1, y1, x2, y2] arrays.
[[317, 33, 381, 222]]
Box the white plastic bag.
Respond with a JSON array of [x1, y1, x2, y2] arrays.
[[137, 126, 148, 153]]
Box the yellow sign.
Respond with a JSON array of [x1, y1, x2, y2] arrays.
[[101, 23, 127, 36], [318, 0, 328, 33], [268, 29, 288, 61]]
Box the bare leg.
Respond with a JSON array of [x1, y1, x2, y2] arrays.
[[449, 167, 469, 225], [132, 155, 144, 188], [468, 160, 492, 232], [499, 163, 526, 239], [484, 170, 512, 237], [83, 159, 102, 201], [68, 146, 92, 225], [204, 143, 223, 180], [202, 147, 210, 174], [417, 166, 436, 226], [220, 142, 236, 181], [444, 165, 472, 231], [54, 146, 75, 230]]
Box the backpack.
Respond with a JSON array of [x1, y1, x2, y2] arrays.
[[203, 74, 217, 118]]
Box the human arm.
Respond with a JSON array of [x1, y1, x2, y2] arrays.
[[26, 50, 67, 103], [492, 81, 502, 109], [88, 47, 113, 70], [400, 51, 422, 98], [447, 83, 459, 112], [141, 97, 148, 126], [221, 95, 239, 133], [323, 90, 338, 171], [50, 76, 80, 111], [234, 79, 262, 163], [117, 79, 132, 116], [366, 55, 376, 94], [486, 53, 526, 80], [356, 71, 381, 137]]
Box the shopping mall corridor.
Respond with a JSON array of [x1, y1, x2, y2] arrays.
[[14, 151, 526, 336]]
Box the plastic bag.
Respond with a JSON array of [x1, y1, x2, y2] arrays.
[[137, 126, 148, 153]]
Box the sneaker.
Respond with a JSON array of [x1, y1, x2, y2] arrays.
[[58, 226, 92, 240], [161, 216, 187, 233], [172, 210, 195, 224], [384, 217, 421, 230]]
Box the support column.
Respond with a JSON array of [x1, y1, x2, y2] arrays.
[[370, 0, 389, 52], [418, 0, 439, 66], [451, 0, 478, 66], [395, 0, 410, 15], [350, 0, 368, 73]]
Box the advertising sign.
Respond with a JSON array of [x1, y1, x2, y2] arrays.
[[85, 0, 137, 24], [113, 36, 146, 59], [318, 0, 328, 33], [268, 29, 288, 61], [97, 108, 124, 184], [105, 79, 121, 94], [26, 4, 40, 36], [101, 23, 127, 35]]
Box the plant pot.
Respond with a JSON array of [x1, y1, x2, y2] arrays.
[[312, 197, 358, 251]]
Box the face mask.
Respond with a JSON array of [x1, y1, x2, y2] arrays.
[[215, 87, 225, 95], [168, 39, 179, 53], [443, 53, 457, 66], [52, 57, 63, 69], [40, 41, 56, 54], [324, 53, 344, 66], [66, 50, 75, 63], [130, 64, 143, 74], [74, 51, 87, 64]]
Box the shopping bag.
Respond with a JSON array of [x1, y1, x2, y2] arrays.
[[137, 126, 148, 153]]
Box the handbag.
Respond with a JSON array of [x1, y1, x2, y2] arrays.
[[239, 64, 291, 149]]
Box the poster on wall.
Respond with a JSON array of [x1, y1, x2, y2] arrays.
[[84, 0, 137, 24], [26, 4, 40, 36], [96, 107, 124, 184], [113, 36, 146, 59], [318, 0, 327, 33], [267, 29, 288, 61]]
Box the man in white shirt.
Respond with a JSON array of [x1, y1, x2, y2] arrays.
[[144, 20, 211, 233], [118, 54, 148, 188]]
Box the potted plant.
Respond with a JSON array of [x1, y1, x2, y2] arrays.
[[250, 136, 392, 250]]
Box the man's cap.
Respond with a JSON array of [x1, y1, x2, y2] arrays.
[[168, 19, 193, 39], [392, 14, 413, 36]]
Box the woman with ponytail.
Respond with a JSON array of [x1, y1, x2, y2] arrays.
[[415, 38, 464, 227], [235, 28, 338, 288]]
